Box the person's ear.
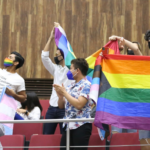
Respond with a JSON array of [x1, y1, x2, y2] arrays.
[[76, 68, 80, 74], [13, 61, 19, 66]]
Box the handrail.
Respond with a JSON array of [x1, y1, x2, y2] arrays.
[[0, 118, 146, 149], [0, 118, 94, 123]]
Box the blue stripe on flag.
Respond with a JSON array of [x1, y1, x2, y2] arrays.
[[3, 124, 13, 135], [96, 97, 150, 117], [58, 35, 69, 58], [91, 77, 100, 85]]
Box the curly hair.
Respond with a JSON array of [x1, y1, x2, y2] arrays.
[[71, 58, 89, 76], [144, 30, 150, 41]]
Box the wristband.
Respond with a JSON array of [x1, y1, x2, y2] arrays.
[[25, 110, 28, 115]]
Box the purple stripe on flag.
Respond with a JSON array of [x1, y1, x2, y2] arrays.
[[1, 94, 18, 110], [94, 111, 150, 130], [55, 28, 63, 46]]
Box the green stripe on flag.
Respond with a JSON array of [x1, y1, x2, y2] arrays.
[[100, 87, 150, 103]]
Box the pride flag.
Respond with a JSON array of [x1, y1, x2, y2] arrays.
[[0, 86, 18, 135], [89, 40, 120, 103], [55, 26, 76, 68], [54, 25, 120, 83], [94, 54, 150, 130]]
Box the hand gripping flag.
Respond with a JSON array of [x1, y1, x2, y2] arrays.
[[54, 24, 120, 83]]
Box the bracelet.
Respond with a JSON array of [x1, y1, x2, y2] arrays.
[[25, 110, 28, 115]]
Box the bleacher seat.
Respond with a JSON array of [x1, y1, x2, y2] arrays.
[[28, 134, 62, 150], [40, 100, 49, 118], [0, 135, 25, 150], [110, 132, 140, 150], [13, 123, 43, 141], [88, 134, 105, 150], [92, 123, 98, 134]]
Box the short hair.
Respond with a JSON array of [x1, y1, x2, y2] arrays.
[[71, 58, 89, 76], [57, 48, 64, 59], [11, 51, 25, 69]]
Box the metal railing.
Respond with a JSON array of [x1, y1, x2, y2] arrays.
[[0, 119, 148, 149]]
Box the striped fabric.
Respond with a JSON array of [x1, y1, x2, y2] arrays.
[[0, 87, 18, 135], [94, 54, 150, 130], [54, 25, 120, 83], [89, 40, 120, 104], [86, 40, 120, 82], [55, 25, 76, 68], [89, 40, 120, 140]]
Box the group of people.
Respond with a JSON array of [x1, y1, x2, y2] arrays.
[[0, 22, 150, 150]]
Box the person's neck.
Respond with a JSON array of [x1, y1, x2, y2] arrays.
[[75, 75, 85, 83], [6, 67, 16, 73], [59, 60, 65, 67]]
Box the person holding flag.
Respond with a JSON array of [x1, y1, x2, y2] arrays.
[[41, 22, 73, 134], [0, 51, 26, 135]]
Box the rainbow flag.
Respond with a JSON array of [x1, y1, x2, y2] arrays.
[[54, 25, 98, 80], [54, 25, 120, 83], [94, 54, 150, 130], [0, 86, 18, 135], [55, 26, 76, 68], [89, 40, 120, 103]]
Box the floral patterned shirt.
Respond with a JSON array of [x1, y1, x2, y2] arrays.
[[63, 77, 93, 130]]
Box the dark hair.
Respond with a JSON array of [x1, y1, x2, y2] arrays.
[[144, 30, 150, 41], [127, 41, 141, 52], [21, 92, 43, 112], [71, 58, 89, 76], [11, 51, 25, 69], [57, 48, 64, 59]]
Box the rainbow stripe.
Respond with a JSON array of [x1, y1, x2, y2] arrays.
[[0, 86, 18, 135], [54, 25, 120, 84], [4, 58, 13, 67], [89, 40, 120, 104], [94, 54, 150, 130], [55, 26, 76, 68]]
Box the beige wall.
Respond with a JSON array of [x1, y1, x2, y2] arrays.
[[0, 0, 150, 78]]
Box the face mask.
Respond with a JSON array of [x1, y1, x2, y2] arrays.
[[54, 55, 63, 65], [148, 42, 150, 49], [127, 50, 134, 55], [67, 70, 77, 80], [4, 58, 13, 67]]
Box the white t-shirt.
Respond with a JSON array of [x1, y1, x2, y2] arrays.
[[0, 69, 25, 107], [41, 51, 73, 107], [19, 107, 41, 120]]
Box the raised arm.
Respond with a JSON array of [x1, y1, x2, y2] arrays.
[[109, 35, 142, 55], [41, 28, 56, 76]]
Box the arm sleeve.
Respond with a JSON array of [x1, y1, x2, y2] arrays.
[[17, 79, 26, 93], [79, 83, 91, 100], [41, 50, 56, 76]]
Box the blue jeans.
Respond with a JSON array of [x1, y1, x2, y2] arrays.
[[43, 106, 65, 134]]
